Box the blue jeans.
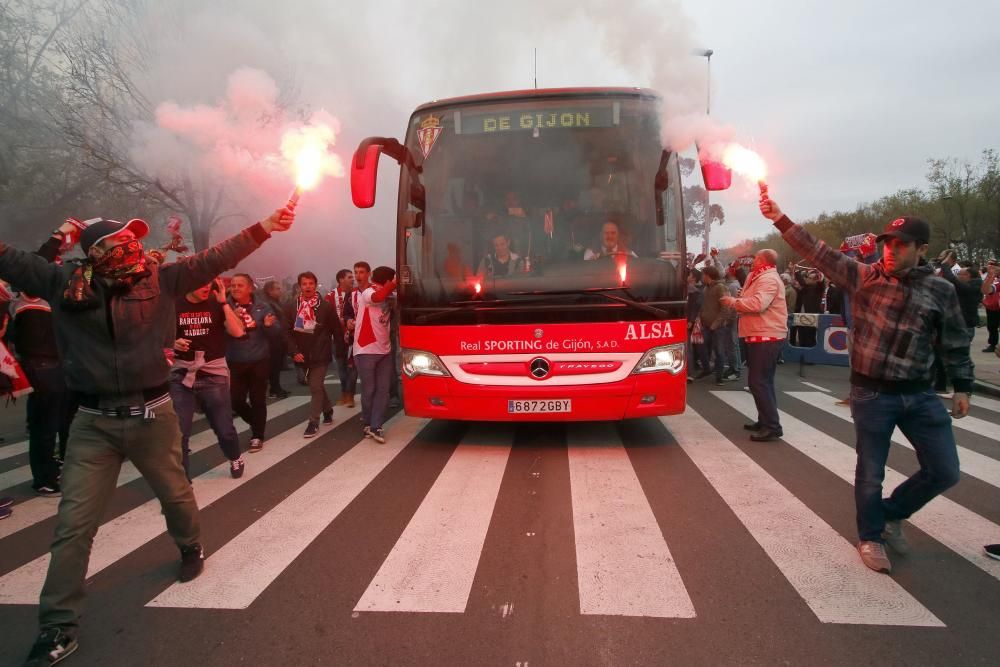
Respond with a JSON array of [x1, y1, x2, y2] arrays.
[[850, 386, 960, 542], [355, 353, 393, 430], [336, 355, 357, 395], [170, 372, 242, 475], [746, 340, 783, 432], [702, 324, 726, 381]]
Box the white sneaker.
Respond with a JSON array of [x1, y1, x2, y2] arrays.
[[858, 541, 892, 573]]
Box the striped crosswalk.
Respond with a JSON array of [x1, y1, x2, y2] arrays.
[[2, 386, 1000, 633]]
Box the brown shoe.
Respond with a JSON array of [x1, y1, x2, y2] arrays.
[[345, 395, 355, 408]]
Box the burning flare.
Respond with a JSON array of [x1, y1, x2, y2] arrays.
[[720, 143, 768, 186], [280, 120, 344, 208]]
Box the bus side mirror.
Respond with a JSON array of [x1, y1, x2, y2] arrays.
[[699, 158, 732, 191], [351, 143, 384, 209]]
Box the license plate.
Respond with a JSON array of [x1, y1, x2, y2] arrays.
[[507, 399, 572, 414]]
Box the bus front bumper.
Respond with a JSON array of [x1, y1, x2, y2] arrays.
[[400, 373, 685, 421]]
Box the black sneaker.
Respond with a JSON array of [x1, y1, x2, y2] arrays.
[[229, 458, 245, 479], [322, 409, 334, 425], [24, 628, 78, 666], [983, 345, 996, 353], [0, 496, 13, 509], [269, 389, 290, 399], [0, 507, 11, 520], [34, 484, 61, 497], [178, 544, 204, 582], [743, 421, 762, 431], [985, 544, 1000, 560], [303, 421, 319, 438]]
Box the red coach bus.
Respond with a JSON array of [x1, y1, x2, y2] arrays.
[[351, 87, 730, 421]]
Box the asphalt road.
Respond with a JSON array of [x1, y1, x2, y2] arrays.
[[1, 364, 999, 666]]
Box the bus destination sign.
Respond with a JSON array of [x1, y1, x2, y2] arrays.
[[459, 107, 615, 135]]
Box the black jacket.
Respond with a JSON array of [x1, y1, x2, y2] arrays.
[[940, 269, 983, 328], [285, 296, 344, 365], [0, 224, 270, 396]]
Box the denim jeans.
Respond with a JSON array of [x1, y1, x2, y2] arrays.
[[355, 353, 393, 430], [703, 324, 727, 381], [850, 386, 960, 542], [746, 340, 784, 432], [336, 355, 357, 395], [22, 358, 70, 489], [170, 372, 242, 475], [730, 323, 742, 370]]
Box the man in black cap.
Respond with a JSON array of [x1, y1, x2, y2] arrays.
[[0, 207, 294, 666], [759, 195, 972, 576]]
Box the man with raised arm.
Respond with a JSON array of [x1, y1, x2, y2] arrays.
[[758, 192, 971, 575], [0, 208, 294, 666]]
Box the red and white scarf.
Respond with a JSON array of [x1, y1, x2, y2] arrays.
[[294, 295, 319, 333], [743, 263, 776, 291]]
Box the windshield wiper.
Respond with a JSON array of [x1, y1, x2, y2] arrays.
[[505, 287, 674, 320], [413, 297, 555, 323]]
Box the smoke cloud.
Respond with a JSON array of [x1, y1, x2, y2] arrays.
[[119, 0, 722, 285]]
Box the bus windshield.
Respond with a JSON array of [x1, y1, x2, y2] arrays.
[[397, 94, 686, 325]]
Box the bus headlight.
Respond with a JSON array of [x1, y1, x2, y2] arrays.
[[402, 349, 452, 378], [632, 343, 686, 375]]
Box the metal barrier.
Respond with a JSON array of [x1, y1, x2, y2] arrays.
[[783, 313, 850, 367]]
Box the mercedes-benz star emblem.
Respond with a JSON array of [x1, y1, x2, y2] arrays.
[[529, 357, 550, 379]]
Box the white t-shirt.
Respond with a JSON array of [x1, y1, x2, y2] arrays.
[[353, 286, 391, 356]]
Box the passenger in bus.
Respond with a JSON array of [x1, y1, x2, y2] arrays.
[[500, 190, 531, 256], [477, 232, 524, 277], [583, 221, 637, 260]]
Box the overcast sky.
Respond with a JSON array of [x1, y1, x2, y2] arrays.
[[60, 0, 1000, 277], [681, 0, 1000, 246]]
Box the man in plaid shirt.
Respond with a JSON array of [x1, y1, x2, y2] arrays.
[[760, 192, 972, 575]]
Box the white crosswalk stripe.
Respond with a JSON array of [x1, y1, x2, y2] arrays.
[[0, 385, 999, 629], [712, 391, 1000, 581], [0, 414, 211, 464], [963, 393, 1000, 415], [567, 422, 694, 618], [0, 439, 28, 462], [355, 424, 512, 613], [150, 413, 427, 609], [786, 391, 1000, 490], [663, 408, 941, 626], [0, 402, 351, 605], [0, 395, 311, 539]]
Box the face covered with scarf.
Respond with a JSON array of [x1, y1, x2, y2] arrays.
[[89, 230, 147, 278]]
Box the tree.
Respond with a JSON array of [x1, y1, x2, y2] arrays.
[[679, 157, 725, 243]]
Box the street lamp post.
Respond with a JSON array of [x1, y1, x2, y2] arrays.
[[693, 48, 714, 255]]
